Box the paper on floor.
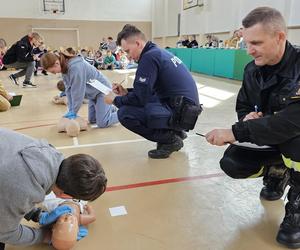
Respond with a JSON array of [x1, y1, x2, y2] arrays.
[[109, 206, 127, 217]]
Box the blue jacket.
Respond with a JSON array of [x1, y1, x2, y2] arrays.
[[114, 42, 199, 107], [62, 56, 112, 114]]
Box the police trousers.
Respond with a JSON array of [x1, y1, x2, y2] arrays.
[[220, 136, 300, 179], [117, 103, 178, 144]]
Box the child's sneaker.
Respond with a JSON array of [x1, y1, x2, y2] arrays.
[[23, 81, 37, 88], [9, 74, 19, 85]]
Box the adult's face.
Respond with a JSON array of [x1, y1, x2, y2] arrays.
[[47, 60, 62, 74], [243, 23, 286, 66], [121, 37, 143, 62], [32, 37, 42, 48]]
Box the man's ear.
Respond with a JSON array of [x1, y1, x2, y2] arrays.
[[277, 31, 286, 44], [135, 39, 140, 47]]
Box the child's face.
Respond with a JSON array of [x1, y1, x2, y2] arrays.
[[47, 60, 62, 74], [0, 47, 6, 55]]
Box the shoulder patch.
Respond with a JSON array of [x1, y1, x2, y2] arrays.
[[138, 76, 147, 83]]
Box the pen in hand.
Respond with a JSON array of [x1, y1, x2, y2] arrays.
[[254, 105, 258, 112], [113, 79, 127, 95], [196, 132, 233, 145], [119, 79, 125, 85], [196, 133, 205, 137]]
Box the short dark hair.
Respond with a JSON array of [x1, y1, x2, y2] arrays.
[[242, 7, 287, 34], [117, 24, 146, 46], [56, 154, 107, 201]]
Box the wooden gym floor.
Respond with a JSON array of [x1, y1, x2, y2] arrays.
[[0, 68, 288, 250]]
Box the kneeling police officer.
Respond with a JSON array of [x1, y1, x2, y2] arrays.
[[104, 24, 201, 159]]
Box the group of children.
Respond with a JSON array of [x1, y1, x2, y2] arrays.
[[80, 47, 137, 70]]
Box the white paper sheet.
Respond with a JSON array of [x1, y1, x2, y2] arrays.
[[232, 142, 273, 149], [109, 206, 128, 217], [87, 79, 112, 95]]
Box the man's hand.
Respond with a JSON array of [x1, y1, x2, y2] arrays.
[[243, 111, 263, 121], [112, 83, 128, 96], [104, 91, 116, 104], [205, 129, 236, 146]]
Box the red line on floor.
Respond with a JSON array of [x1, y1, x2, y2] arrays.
[[0, 118, 57, 126], [1, 117, 88, 126], [14, 123, 56, 131], [106, 173, 225, 192]]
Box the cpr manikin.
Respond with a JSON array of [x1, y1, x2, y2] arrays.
[[57, 117, 88, 137], [43, 192, 96, 250]]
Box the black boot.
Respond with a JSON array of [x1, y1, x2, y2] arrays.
[[260, 164, 290, 201], [175, 130, 188, 140], [148, 135, 183, 159], [277, 186, 300, 248]]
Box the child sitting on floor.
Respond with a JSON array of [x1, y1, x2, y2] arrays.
[[52, 80, 67, 105]]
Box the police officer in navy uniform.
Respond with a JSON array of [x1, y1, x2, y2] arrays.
[[104, 24, 201, 159], [205, 7, 300, 248]]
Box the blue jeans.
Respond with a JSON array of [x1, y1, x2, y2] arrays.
[[88, 94, 119, 128]]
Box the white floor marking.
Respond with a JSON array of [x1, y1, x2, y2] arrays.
[[56, 134, 200, 150], [73, 137, 79, 146], [57, 138, 146, 150]]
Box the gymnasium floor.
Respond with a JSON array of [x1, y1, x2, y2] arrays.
[[0, 68, 287, 250]]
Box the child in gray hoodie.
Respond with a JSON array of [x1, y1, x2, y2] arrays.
[[41, 49, 119, 128], [0, 128, 107, 247]]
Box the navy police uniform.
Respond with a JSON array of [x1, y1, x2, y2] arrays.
[[114, 42, 199, 144]]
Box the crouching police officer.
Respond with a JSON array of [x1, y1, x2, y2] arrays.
[[104, 24, 201, 159], [205, 7, 300, 248]]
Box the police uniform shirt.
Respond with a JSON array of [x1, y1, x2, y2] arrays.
[[113, 42, 199, 108]]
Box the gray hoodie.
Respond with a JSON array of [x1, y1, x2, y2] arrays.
[[62, 56, 112, 114], [0, 128, 64, 245]]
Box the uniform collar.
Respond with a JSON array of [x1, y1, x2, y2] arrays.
[[271, 41, 297, 78], [139, 41, 155, 62]]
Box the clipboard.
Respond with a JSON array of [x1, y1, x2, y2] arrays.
[[231, 142, 276, 151], [87, 79, 112, 95]]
